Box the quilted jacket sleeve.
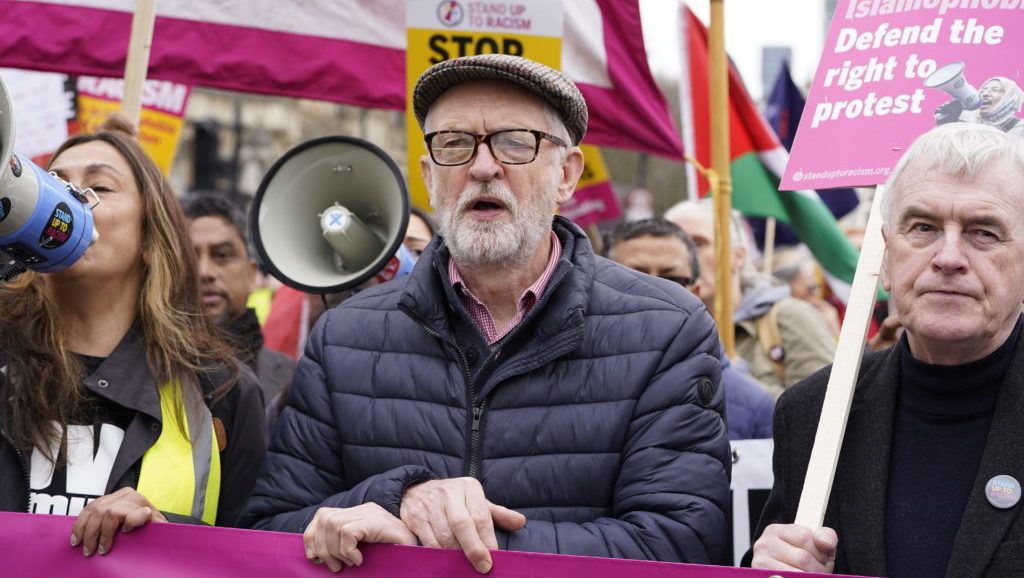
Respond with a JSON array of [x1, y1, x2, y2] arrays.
[[238, 316, 436, 532], [500, 307, 732, 564]]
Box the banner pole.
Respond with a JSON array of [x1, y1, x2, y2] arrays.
[[763, 217, 777, 274], [709, 0, 734, 357], [121, 0, 158, 128], [795, 185, 886, 528]]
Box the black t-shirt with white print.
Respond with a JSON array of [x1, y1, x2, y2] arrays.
[[28, 354, 133, 516]]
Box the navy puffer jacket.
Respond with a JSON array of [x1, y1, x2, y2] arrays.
[[242, 217, 731, 563]]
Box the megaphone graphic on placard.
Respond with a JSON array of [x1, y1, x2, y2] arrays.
[[925, 61, 981, 111], [0, 74, 98, 281], [250, 136, 412, 294]]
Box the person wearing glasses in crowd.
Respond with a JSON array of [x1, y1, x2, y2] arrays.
[[606, 217, 773, 440], [242, 54, 731, 573], [666, 200, 836, 398]]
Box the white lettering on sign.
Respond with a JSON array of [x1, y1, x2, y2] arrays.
[[76, 76, 189, 115], [834, 18, 943, 53], [810, 89, 927, 127], [844, 0, 1024, 21]]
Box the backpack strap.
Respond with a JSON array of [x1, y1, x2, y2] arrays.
[[754, 302, 786, 381]]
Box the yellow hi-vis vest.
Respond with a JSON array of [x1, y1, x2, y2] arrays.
[[136, 383, 220, 525]]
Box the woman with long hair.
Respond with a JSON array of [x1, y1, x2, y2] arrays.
[[0, 115, 266, 556], [938, 76, 1024, 139], [963, 77, 1024, 137]]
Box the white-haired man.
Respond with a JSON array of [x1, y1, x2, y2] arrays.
[[243, 54, 731, 574], [750, 123, 1024, 577], [665, 200, 836, 396]]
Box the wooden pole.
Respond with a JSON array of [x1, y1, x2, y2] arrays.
[[709, 0, 734, 357], [121, 0, 158, 127], [763, 217, 777, 274], [795, 185, 886, 528]]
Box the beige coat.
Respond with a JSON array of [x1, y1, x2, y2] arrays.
[[735, 296, 836, 398]]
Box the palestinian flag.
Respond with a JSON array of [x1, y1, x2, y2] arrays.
[[679, 7, 859, 297]]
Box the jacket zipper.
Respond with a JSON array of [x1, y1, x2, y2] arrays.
[[467, 399, 488, 478], [0, 426, 31, 513], [399, 304, 485, 479]]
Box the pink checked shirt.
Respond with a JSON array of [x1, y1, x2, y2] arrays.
[[448, 231, 561, 345]]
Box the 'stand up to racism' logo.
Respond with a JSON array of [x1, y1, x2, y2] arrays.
[[436, 1, 464, 27], [39, 202, 74, 250]]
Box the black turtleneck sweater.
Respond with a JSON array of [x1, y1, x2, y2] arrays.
[[885, 318, 1022, 578]]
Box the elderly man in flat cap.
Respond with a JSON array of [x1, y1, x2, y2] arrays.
[[241, 54, 730, 573]]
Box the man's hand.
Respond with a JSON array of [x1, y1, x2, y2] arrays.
[[303, 503, 417, 573], [69, 487, 168, 557], [400, 477, 526, 574], [751, 523, 838, 573]]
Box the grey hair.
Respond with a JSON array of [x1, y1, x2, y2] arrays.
[[665, 198, 764, 289], [772, 248, 812, 284], [664, 198, 748, 249], [882, 123, 1024, 224], [541, 104, 573, 148]]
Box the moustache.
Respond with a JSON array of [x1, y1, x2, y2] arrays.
[[456, 182, 518, 213]]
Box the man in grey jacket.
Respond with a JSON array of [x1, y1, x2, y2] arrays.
[[242, 54, 730, 574]]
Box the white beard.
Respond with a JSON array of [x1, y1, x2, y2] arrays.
[[433, 180, 555, 271]]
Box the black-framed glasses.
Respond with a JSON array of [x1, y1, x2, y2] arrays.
[[424, 129, 567, 166]]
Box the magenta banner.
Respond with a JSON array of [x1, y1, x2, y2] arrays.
[[0, 512, 859, 578], [560, 183, 622, 228], [783, 0, 1024, 190], [0, 0, 683, 159]]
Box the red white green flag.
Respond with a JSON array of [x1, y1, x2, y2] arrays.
[[679, 7, 860, 295]]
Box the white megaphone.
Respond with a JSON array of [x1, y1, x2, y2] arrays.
[[250, 136, 412, 294], [924, 61, 981, 110], [0, 74, 99, 281]]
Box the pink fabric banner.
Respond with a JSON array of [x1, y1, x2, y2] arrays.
[[0, 0, 682, 158], [560, 181, 621, 228], [583, 0, 683, 158], [0, 512, 857, 578]]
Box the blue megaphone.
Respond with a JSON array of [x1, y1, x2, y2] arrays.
[[0, 74, 98, 279]]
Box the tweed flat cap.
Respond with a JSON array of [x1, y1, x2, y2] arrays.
[[413, 54, 588, 145]]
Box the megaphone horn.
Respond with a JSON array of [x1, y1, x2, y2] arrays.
[[250, 136, 411, 294], [0, 73, 98, 277], [924, 61, 981, 111]]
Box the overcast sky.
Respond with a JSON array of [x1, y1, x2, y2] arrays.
[[640, 0, 829, 102]]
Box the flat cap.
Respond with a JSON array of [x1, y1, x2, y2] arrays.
[[413, 54, 588, 145]]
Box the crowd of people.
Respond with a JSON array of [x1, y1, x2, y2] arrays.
[[2, 53, 1023, 577]]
